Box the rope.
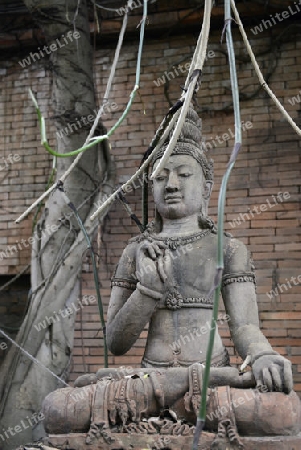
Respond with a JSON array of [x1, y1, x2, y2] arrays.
[[0, 328, 69, 388], [150, 0, 212, 180], [16, 0, 140, 224], [193, 0, 241, 448], [230, 0, 301, 137]]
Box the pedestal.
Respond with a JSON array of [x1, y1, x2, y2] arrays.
[[45, 432, 301, 450]]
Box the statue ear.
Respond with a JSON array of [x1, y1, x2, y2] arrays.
[[154, 207, 163, 232], [151, 179, 154, 192], [203, 180, 213, 200]]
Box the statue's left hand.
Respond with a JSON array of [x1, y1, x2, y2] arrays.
[[252, 353, 293, 394]]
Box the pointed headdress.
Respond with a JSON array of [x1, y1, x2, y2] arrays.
[[152, 106, 214, 181]]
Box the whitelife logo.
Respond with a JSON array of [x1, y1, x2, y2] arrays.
[[18, 31, 80, 68]]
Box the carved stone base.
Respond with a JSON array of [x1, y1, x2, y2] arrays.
[[44, 432, 301, 450]]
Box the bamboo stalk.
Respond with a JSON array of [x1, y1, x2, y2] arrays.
[[193, 1, 241, 448]]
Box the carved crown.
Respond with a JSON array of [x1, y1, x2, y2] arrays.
[[152, 106, 214, 181]]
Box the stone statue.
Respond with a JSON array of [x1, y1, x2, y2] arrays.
[[42, 107, 301, 449]]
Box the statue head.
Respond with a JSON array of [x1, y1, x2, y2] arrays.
[[151, 106, 214, 230]]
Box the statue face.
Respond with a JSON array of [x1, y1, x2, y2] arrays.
[[152, 154, 208, 220]]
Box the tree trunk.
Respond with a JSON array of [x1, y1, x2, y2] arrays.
[[0, 1, 114, 448]]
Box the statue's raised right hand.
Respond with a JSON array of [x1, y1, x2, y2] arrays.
[[135, 240, 170, 292]]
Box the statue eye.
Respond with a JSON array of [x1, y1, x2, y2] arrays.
[[155, 175, 167, 181], [179, 172, 192, 178]]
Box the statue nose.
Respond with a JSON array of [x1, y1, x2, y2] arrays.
[[165, 172, 179, 191]]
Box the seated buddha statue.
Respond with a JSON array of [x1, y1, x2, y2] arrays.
[[42, 107, 300, 447], [107, 106, 292, 387]]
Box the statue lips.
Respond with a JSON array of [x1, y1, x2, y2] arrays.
[[164, 195, 182, 204]]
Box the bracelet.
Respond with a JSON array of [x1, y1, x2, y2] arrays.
[[136, 282, 163, 300], [251, 350, 278, 364]]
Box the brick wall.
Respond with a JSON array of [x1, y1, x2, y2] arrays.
[[0, 65, 54, 274], [1, 24, 301, 393]]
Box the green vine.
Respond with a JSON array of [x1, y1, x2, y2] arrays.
[[28, 0, 148, 159], [192, 0, 242, 447]]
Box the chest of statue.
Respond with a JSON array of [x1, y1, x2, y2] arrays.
[[150, 230, 217, 307]]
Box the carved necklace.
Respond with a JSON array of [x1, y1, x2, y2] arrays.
[[146, 228, 211, 250], [148, 229, 211, 310], [131, 225, 212, 310]]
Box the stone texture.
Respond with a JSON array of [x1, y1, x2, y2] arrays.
[[45, 432, 301, 450]]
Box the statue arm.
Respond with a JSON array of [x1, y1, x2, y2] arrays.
[[221, 238, 293, 392], [222, 281, 273, 361], [106, 240, 164, 356], [107, 285, 160, 356], [221, 238, 274, 360]]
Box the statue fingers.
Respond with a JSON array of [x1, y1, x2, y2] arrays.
[[163, 249, 173, 274], [157, 256, 167, 282], [152, 243, 165, 257], [270, 364, 283, 392], [142, 242, 166, 259], [256, 379, 264, 391], [262, 367, 273, 391], [283, 359, 293, 394], [156, 242, 168, 251], [142, 242, 157, 260]]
